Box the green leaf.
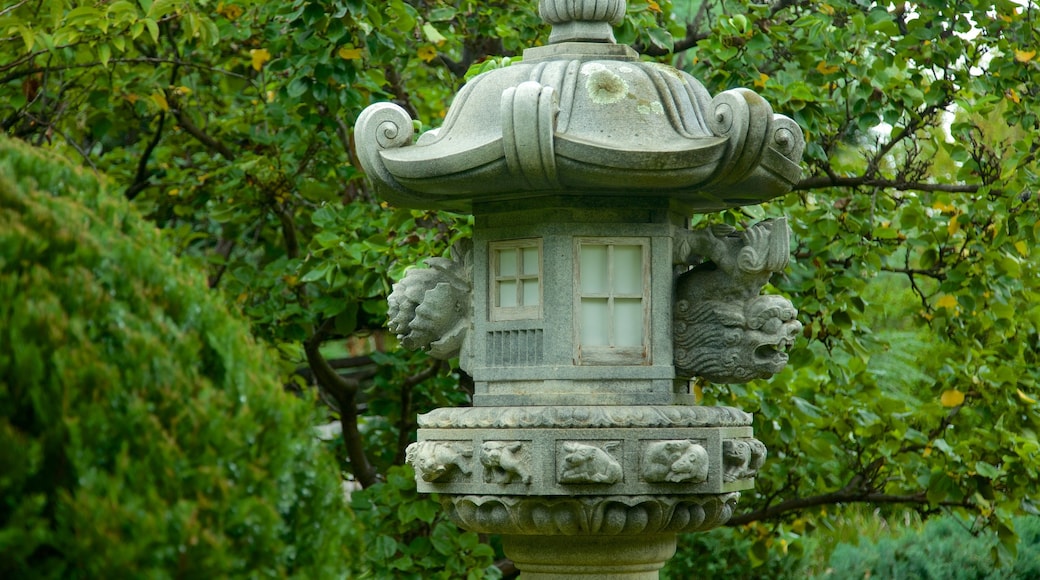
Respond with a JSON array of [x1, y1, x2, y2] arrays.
[[300, 264, 329, 283], [147, 0, 177, 19], [430, 522, 457, 556], [975, 461, 1001, 479], [374, 535, 398, 560], [422, 22, 446, 44], [646, 27, 674, 53], [143, 17, 159, 42]]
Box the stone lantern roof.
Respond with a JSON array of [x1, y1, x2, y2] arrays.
[[356, 0, 805, 213]]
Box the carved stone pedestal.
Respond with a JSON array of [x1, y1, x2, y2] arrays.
[[408, 406, 760, 576], [503, 534, 675, 579]]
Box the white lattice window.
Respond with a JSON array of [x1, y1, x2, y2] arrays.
[[490, 239, 542, 321], [575, 238, 650, 364]]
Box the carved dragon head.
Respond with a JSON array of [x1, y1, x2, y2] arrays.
[[742, 294, 801, 377]]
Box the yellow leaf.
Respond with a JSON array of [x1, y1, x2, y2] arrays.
[[941, 389, 965, 407], [250, 48, 271, 71], [1015, 240, 1029, 257], [936, 294, 958, 310], [1007, 88, 1021, 104], [151, 92, 169, 111], [754, 72, 768, 89], [417, 45, 437, 63], [337, 46, 363, 60], [948, 213, 960, 236], [1017, 389, 1037, 404], [816, 61, 840, 75], [647, 0, 662, 13], [1015, 49, 1036, 63], [932, 201, 956, 213], [820, 3, 835, 16], [217, 3, 243, 20]]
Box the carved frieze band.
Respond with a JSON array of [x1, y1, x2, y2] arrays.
[[417, 405, 752, 429], [443, 493, 741, 536], [406, 434, 765, 491]]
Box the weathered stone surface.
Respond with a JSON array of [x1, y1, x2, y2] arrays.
[[417, 405, 752, 429], [407, 419, 761, 496], [443, 493, 740, 535], [673, 218, 802, 382], [387, 240, 472, 362]]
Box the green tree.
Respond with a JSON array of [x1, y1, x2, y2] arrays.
[[0, 136, 354, 577], [2, 0, 1039, 574]]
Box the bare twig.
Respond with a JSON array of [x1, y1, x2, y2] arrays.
[[0, 0, 30, 19]]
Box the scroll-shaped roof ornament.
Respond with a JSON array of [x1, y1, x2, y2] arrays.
[[356, 0, 804, 213]]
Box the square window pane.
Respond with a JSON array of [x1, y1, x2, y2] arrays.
[[498, 280, 518, 307], [522, 246, 539, 276], [581, 298, 609, 346], [614, 298, 643, 347], [612, 245, 643, 295], [523, 279, 540, 306], [580, 245, 608, 294], [497, 249, 517, 276]]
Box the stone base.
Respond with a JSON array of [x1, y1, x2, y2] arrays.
[[503, 534, 676, 579], [408, 406, 763, 496]]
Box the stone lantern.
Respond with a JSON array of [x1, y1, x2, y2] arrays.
[[355, 0, 804, 577]]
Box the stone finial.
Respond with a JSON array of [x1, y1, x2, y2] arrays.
[[539, 0, 626, 44]]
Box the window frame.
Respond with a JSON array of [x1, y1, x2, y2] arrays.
[[489, 238, 544, 322], [574, 237, 651, 365]]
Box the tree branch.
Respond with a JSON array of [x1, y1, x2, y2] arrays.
[[125, 111, 166, 200], [0, 0, 30, 19], [0, 56, 249, 86], [394, 360, 445, 465], [206, 236, 236, 289], [794, 174, 985, 194], [166, 91, 236, 161], [728, 488, 972, 526], [305, 322, 379, 489], [634, 24, 709, 57]]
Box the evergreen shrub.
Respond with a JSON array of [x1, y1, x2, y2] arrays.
[[0, 138, 354, 578], [821, 515, 1040, 579]]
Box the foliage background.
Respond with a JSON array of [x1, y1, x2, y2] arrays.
[[2, 0, 1039, 575]]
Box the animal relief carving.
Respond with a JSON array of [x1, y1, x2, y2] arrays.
[[642, 440, 709, 484], [480, 441, 532, 484], [722, 438, 767, 482], [559, 441, 623, 484], [406, 441, 473, 483]]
